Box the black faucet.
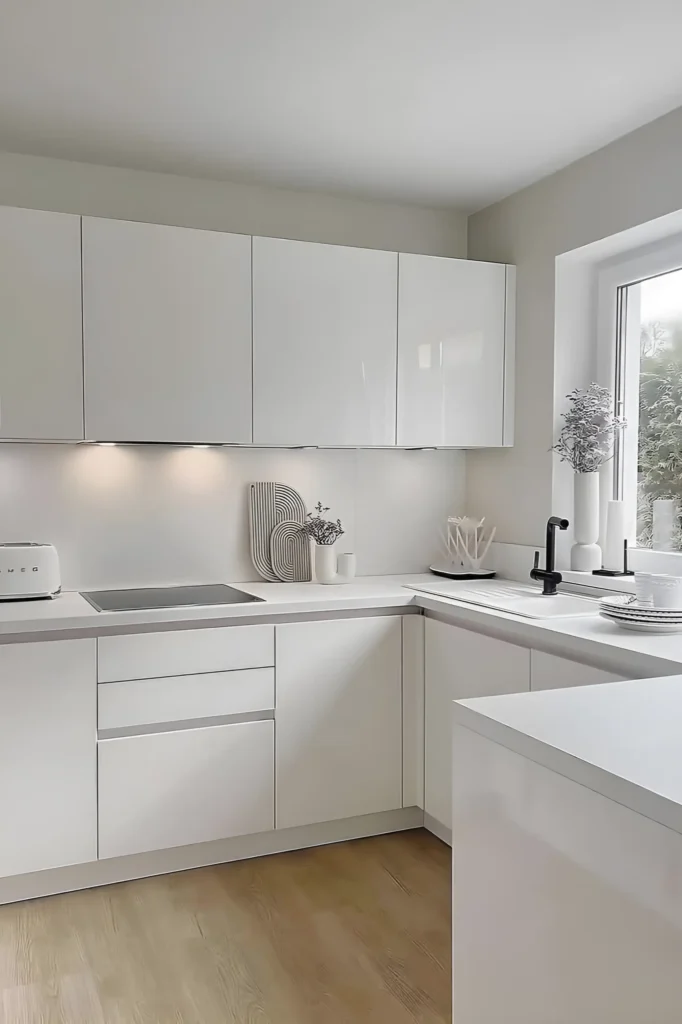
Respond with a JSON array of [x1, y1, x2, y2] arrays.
[[530, 516, 569, 595]]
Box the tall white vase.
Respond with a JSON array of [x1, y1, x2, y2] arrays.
[[571, 471, 601, 571], [314, 543, 338, 585]]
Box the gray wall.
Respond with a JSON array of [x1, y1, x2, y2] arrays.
[[0, 444, 466, 590], [0, 149, 467, 256], [467, 104, 682, 545]]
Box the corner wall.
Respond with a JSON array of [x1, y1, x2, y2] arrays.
[[0, 149, 467, 257], [466, 104, 682, 545]]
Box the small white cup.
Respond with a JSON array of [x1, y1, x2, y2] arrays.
[[634, 572, 655, 607], [337, 553, 356, 581], [636, 572, 682, 609]]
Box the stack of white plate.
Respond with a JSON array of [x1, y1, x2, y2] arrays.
[[600, 594, 682, 633]]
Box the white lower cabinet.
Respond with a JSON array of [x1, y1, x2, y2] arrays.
[[0, 639, 96, 877], [275, 617, 403, 829], [98, 720, 274, 859], [425, 618, 530, 837], [531, 650, 628, 690]]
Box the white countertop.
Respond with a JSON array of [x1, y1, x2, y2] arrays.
[[5, 576, 682, 678], [2, 571, 682, 683], [454, 674, 682, 837], [0, 576, 423, 638]]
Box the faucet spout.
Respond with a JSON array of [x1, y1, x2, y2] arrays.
[[531, 517, 569, 595]]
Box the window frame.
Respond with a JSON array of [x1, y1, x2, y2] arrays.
[[597, 234, 682, 574]]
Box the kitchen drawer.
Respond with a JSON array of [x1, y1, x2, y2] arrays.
[[98, 667, 274, 731], [98, 624, 274, 682], [530, 650, 628, 690], [98, 719, 274, 858]]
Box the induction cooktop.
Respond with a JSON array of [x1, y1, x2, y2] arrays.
[[81, 584, 264, 612]]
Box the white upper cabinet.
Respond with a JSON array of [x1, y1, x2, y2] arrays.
[[252, 236, 398, 446], [397, 254, 514, 447], [82, 217, 252, 443], [0, 206, 83, 440]]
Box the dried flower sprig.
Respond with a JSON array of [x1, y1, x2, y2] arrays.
[[552, 383, 625, 473], [302, 501, 345, 546]]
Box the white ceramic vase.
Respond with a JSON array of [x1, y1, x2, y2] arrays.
[[313, 545, 356, 585], [314, 543, 339, 585], [571, 471, 601, 571]]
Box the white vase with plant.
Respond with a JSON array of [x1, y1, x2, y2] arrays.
[[302, 502, 345, 584], [552, 383, 625, 571]]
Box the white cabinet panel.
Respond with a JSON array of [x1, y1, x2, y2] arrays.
[[98, 624, 274, 682], [531, 650, 628, 691], [402, 614, 425, 809], [276, 617, 402, 829], [397, 254, 510, 447], [98, 667, 275, 730], [0, 206, 83, 440], [253, 236, 398, 446], [425, 618, 529, 836], [0, 639, 96, 877], [98, 720, 274, 858], [83, 218, 252, 443]]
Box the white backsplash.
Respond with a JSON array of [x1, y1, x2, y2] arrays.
[[0, 444, 466, 591]]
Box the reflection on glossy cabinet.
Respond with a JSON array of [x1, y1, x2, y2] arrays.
[[425, 618, 529, 837], [275, 617, 402, 829], [253, 236, 398, 446], [0, 639, 96, 877], [397, 253, 514, 447], [83, 217, 252, 443], [0, 206, 83, 440], [530, 649, 627, 690]]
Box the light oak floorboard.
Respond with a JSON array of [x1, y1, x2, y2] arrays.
[[0, 829, 451, 1023]]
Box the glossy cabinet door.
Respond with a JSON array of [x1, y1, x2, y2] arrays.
[[0, 206, 83, 440], [83, 217, 252, 443], [425, 618, 529, 838], [0, 639, 96, 877], [98, 720, 274, 859], [530, 650, 628, 690], [275, 617, 402, 829], [397, 253, 513, 447], [253, 236, 398, 446]]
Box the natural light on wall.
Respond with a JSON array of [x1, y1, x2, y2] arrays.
[[617, 267, 682, 552]]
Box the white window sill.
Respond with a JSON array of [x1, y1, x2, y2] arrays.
[[561, 570, 635, 594], [562, 549, 682, 592]]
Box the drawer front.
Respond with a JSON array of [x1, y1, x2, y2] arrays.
[[98, 720, 274, 859], [98, 667, 274, 731], [530, 650, 627, 691], [98, 624, 274, 682]]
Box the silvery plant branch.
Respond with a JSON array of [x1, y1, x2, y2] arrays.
[[552, 383, 625, 474], [301, 501, 345, 546]]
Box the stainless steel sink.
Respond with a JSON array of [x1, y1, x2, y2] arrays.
[[407, 580, 598, 619]]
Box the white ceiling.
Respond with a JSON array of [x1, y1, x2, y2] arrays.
[[3, 0, 682, 211]]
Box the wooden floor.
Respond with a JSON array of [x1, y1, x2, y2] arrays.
[[0, 829, 451, 1023]]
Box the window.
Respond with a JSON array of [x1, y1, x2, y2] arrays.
[[604, 241, 682, 556]]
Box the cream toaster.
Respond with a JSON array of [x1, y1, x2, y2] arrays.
[[0, 543, 61, 600]]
